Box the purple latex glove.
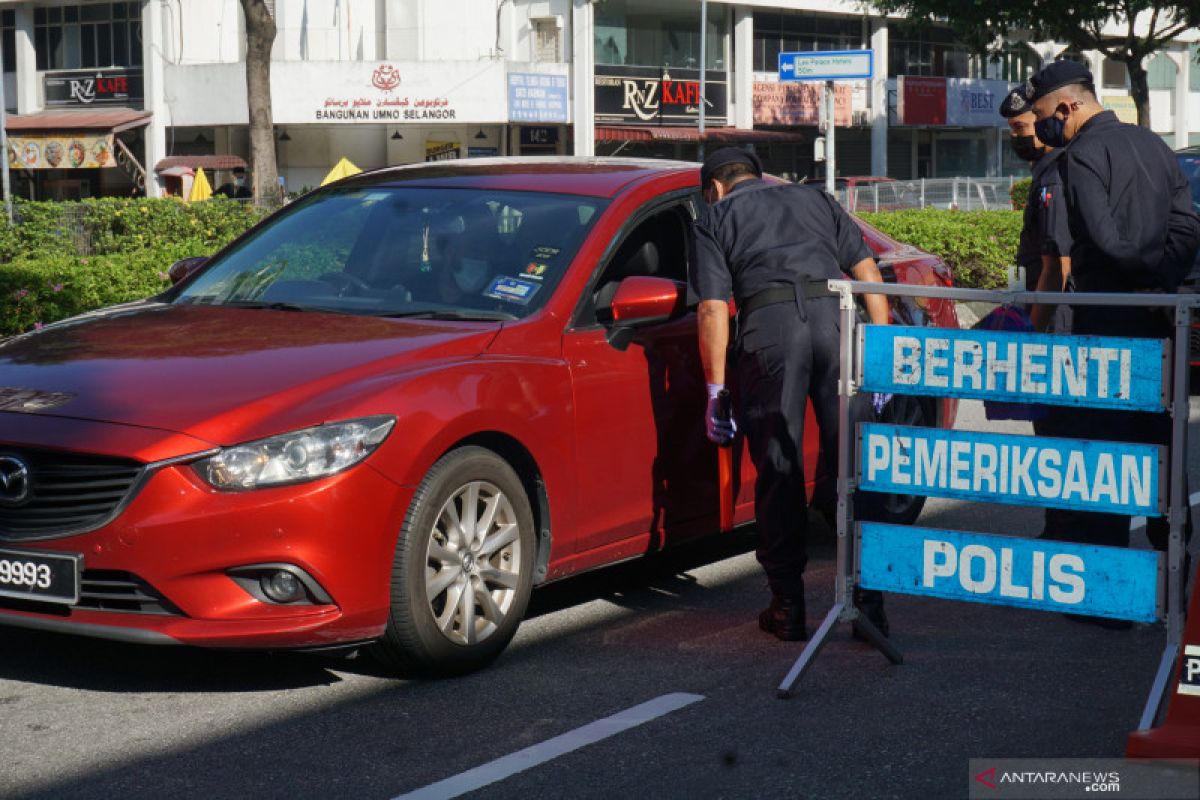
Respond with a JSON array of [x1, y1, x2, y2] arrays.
[[705, 383, 737, 445]]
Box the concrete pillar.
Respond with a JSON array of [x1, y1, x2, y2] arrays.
[[1169, 48, 1189, 148], [571, 0, 594, 156], [870, 19, 888, 176], [142, 0, 167, 196], [13, 3, 36, 114], [733, 6, 752, 130]]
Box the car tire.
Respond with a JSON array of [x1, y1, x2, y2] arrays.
[[870, 395, 934, 526], [372, 446, 536, 677]]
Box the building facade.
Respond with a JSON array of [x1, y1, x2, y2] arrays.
[[0, 0, 1195, 198]]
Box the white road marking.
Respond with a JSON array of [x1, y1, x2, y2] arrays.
[[392, 692, 705, 800], [1129, 491, 1200, 531]]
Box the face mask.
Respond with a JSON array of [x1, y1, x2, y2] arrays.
[[1009, 135, 1044, 162], [1034, 115, 1067, 149], [453, 257, 489, 293]]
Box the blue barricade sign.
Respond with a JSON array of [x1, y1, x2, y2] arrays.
[[859, 423, 1164, 516], [858, 522, 1161, 622], [860, 325, 1168, 412]]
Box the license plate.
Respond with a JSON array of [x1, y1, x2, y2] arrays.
[[0, 548, 81, 604]]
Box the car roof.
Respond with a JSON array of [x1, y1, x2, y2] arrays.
[[331, 156, 700, 198]]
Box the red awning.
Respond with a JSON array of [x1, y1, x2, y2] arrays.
[[154, 155, 248, 173], [5, 108, 152, 133], [595, 126, 805, 144]]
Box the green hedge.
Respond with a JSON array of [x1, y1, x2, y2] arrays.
[[1010, 177, 1032, 211], [859, 208, 1023, 291], [0, 197, 265, 337]]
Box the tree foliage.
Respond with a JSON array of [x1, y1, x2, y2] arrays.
[[867, 1, 1200, 127]]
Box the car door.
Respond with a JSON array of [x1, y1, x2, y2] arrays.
[[562, 195, 723, 556]]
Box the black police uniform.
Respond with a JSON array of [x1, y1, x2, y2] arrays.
[[1018, 149, 1065, 292], [691, 179, 874, 598], [1047, 109, 1200, 550]]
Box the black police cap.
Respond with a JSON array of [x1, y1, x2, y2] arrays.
[[999, 84, 1032, 118], [1028, 60, 1093, 101], [700, 147, 762, 189]]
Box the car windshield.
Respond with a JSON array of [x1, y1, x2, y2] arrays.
[[175, 186, 606, 320], [1177, 153, 1200, 214]]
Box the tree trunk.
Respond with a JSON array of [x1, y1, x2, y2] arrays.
[[241, 0, 279, 203], [1126, 56, 1152, 129]]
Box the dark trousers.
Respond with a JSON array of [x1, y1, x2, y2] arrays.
[[1044, 307, 1192, 550], [736, 296, 870, 597]]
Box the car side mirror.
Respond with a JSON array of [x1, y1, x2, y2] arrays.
[[605, 276, 688, 351], [168, 256, 209, 285]]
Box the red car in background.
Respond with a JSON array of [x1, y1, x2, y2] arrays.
[[0, 159, 957, 675]]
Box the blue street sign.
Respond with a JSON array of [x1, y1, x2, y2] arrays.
[[859, 423, 1164, 516], [860, 325, 1167, 412], [778, 50, 873, 82], [858, 522, 1161, 622]]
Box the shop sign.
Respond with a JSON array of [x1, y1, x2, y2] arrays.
[[594, 66, 727, 126], [8, 134, 115, 169], [1103, 95, 1138, 124], [753, 81, 850, 126], [519, 127, 559, 146], [425, 141, 460, 161], [898, 76, 947, 125], [946, 79, 1009, 128], [45, 68, 143, 107], [467, 147, 498, 158], [508, 72, 568, 123]]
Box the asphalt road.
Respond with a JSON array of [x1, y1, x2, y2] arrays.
[[1, 399, 1198, 800]]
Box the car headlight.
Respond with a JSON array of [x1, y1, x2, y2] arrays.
[[193, 416, 396, 491]]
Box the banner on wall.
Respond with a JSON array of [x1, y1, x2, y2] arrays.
[[898, 76, 947, 125], [1103, 95, 1139, 124], [508, 72, 569, 123], [753, 81, 851, 126], [8, 134, 115, 169], [945, 79, 1009, 127], [595, 65, 728, 126], [425, 141, 460, 161]]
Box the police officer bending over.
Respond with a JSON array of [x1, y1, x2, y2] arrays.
[[691, 148, 890, 641], [1027, 61, 1200, 624]]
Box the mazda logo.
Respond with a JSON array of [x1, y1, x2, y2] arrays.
[[0, 456, 31, 506]]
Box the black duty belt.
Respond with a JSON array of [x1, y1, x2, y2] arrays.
[[740, 281, 834, 317]]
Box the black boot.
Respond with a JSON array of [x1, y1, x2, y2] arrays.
[[853, 587, 889, 638], [758, 594, 808, 641]]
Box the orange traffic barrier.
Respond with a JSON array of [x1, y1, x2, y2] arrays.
[[1127, 577, 1200, 758]]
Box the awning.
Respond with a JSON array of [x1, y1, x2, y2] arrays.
[[5, 108, 151, 133], [154, 155, 248, 173], [595, 125, 805, 144]]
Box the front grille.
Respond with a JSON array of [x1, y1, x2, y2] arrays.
[[0, 448, 144, 540], [77, 569, 181, 616]]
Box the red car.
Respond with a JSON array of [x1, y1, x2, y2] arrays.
[[0, 159, 957, 674]]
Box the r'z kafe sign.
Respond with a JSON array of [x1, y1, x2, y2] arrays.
[[860, 325, 1168, 412], [859, 523, 1161, 622], [859, 423, 1164, 516]]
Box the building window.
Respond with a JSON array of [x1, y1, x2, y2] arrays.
[[2, 11, 14, 73], [990, 44, 1036, 83], [1102, 57, 1127, 89], [34, 2, 142, 71], [532, 18, 561, 63], [889, 24, 975, 78], [1147, 52, 1176, 91], [595, 0, 727, 70], [751, 12, 864, 73]]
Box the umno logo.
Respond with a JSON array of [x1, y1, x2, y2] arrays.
[[372, 64, 401, 91]]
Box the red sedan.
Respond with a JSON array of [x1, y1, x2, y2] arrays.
[[0, 159, 957, 674]]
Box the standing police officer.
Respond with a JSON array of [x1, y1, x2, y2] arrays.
[[691, 148, 890, 641], [1026, 61, 1200, 621]]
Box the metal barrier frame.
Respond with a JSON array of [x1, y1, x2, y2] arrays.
[[776, 280, 1199, 732]]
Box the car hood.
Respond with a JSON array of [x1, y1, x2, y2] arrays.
[[0, 303, 501, 444]]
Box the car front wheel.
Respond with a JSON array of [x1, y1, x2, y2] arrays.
[[373, 446, 535, 676]]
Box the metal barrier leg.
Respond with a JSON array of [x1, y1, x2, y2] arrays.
[[1138, 644, 1180, 730], [777, 602, 845, 699], [852, 613, 904, 665]]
